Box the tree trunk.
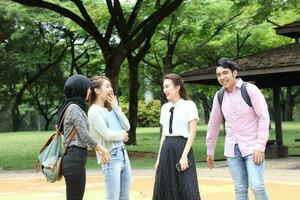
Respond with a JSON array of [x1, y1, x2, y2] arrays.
[[273, 87, 283, 146], [285, 87, 295, 121], [280, 88, 286, 121], [159, 83, 167, 107], [104, 52, 126, 95], [127, 56, 140, 145], [11, 85, 27, 131], [196, 91, 211, 124], [44, 119, 51, 131], [12, 103, 22, 131], [202, 98, 211, 124]]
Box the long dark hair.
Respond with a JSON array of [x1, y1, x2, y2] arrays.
[[88, 75, 112, 110], [163, 73, 189, 100]]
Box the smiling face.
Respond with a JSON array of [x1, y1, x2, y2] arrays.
[[95, 79, 113, 101], [216, 66, 237, 91], [163, 78, 180, 101]]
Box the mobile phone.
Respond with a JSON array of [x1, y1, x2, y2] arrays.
[[175, 163, 182, 172], [176, 160, 192, 172]]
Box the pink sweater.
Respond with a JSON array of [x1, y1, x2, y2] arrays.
[[206, 79, 270, 157]]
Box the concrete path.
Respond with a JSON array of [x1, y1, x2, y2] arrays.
[[0, 157, 299, 200]]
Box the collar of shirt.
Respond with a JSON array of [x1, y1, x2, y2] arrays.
[[235, 78, 243, 88], [225, 78, 243, 93], [170, 98, 184, 107]]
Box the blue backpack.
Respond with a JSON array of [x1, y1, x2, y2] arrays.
[[38, 104, 77, 183], [38, 130, 63, 183]]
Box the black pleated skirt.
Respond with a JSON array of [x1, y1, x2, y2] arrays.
[[152, 136, 201, 200]]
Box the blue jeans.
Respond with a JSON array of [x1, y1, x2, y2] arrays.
[[102, 146, 131, 200], [226, 144, 269, 200]]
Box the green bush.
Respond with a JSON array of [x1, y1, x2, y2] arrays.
[[120, 100, 161, 127]]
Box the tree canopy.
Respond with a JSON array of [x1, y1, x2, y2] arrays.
[[1, 0, 299, 141]]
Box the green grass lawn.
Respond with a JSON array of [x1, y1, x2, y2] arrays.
[[0, 122, 299, 170]]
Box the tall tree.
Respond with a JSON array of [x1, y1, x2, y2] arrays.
[[29, 66, 65, 130], [140, 0, 300, 124], [0, 8, 69, 130], [280, 87, 300, 121], [10, 0, 184, 143], [10, 0, 184, 90]]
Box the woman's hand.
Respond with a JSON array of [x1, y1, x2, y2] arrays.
[[95, 144, 110, 164], [123, 132, 129, 142], [107, 92, 118, 108], [179, 155, 189, 171], [100, 148, 110, 164]]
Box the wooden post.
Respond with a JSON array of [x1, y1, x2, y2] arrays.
[[273, 87, 283, 146]]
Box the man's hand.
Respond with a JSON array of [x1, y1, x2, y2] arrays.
[[253, 150, 265, 165], [206, 155, 215, 169]]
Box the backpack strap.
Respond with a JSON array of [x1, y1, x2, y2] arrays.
[[65, 127, 77, 148], [57, 103, 78, 152], [217, 82, 252, 111], [240, 82, 252, 107], [217, 87, 225, 109]]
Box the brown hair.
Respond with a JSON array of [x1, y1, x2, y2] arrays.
[[163, 73, 189, 100], [88, 75, 112, 110]]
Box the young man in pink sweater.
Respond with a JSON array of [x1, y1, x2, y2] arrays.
[[206, 57, 270, 200]]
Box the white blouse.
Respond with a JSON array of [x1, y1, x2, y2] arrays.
[[160, 99, 199, 138]]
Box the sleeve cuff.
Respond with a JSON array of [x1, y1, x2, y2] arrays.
[[207, 149, 215, 156], [112, 105, 121, 111], [188, 116, 199, 122], [90, 141, 98, 149], [254, 143, 266, 152]]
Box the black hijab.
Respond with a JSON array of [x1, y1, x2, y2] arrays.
[[57, 74, 91, 132]]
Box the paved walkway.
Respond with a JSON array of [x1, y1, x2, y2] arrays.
[[0, 157, 299, 200]]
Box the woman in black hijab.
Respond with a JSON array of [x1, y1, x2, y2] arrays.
[[58, 74, 92, 125], [58, 74, 110, 200]]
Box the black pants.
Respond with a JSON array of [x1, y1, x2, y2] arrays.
[[62, 146, 88, 200]]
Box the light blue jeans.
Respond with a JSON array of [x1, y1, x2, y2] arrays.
[[101, 146, 131, 200], [226, 144, 269, 200]]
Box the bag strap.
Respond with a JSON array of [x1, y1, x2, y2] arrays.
[[57, 103, 78, 153], [55, 103, 72, 136], [217, 82, 253, 111], [64, 127, 77, 148], [217, 87, 225, 109], [39, 104, 71, 154], [240, 82, 252, 107]]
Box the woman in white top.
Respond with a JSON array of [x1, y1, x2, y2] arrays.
[[152, 73, 201, 200], [88, 76, 131, 200]]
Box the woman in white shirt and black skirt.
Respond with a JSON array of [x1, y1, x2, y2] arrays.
[[152, 73, 201, 200]]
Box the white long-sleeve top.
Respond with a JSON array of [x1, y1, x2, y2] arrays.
[[88, 104, 130, 154]]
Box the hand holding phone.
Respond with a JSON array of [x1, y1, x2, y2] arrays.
[[175, 163, 182, 172], [175, 159, 191, 172]]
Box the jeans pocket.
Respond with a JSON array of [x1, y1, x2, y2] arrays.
[[110, 148, 118, 156]]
